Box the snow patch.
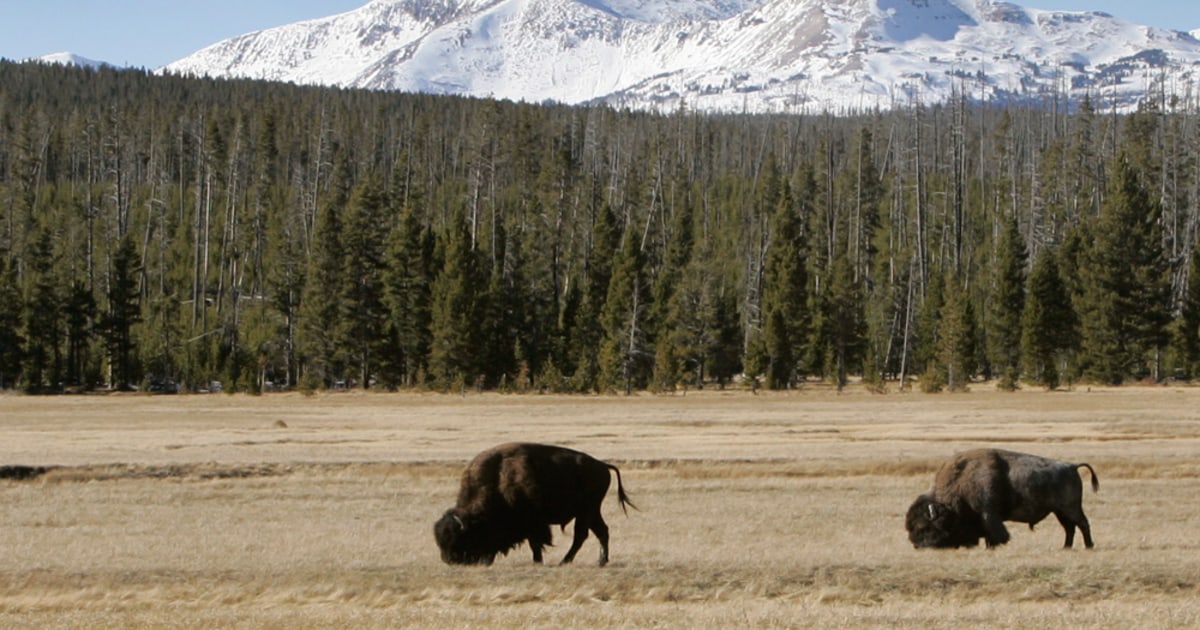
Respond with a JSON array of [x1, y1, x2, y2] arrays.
[[29, 52, 112, 69], [161, 0, 1200, 113]]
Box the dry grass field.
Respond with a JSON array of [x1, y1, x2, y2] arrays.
[[2, 384, 1199, 628]]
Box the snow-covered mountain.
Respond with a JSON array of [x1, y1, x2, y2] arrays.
[[161, 0, 1200, 112], [32, 52, 112, 69]]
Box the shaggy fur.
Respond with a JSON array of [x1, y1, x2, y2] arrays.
[[906, 448, 1098, 549], [434, 442, 635, 566]]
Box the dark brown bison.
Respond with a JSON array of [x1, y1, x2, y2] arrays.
[[434, 442, 635, 566], [906, 448, 1098, 549], [0, 465, 50, 480]]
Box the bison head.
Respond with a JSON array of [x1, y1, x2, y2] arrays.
[[905, 494, 983, 549], [434, 509, 497, 565]]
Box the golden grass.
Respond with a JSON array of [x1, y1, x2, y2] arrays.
[[1, 385, 1199, 627]]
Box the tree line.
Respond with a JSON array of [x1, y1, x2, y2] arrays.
[[1, 60, 1198, 394]]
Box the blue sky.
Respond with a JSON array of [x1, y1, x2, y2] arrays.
[[0, 1, 1197, 70], [0, 1, 363, 68]]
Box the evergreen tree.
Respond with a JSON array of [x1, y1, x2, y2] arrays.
[[1170, 239, 1200, 379], [820, 251, 867, 391], [0, 255, 24, 389], [651, 327, 683, 392], [481, 220, 519, 388], [664, 238, 729, 389], [1055, 224, 1090, 381], [100, 234, 142, 391], [568, 200, 620, 392], [651, 195, 695, 392], [988, 216, 1027, 390], [760, 171, 809, 389], [264, 210, 306, 391], [383, 206, 434, 388], [706, 288, 744, 388], [62, 281, 96, 388], [296, 197, 346, 391], [598, 230, 650, 394], [21, 229, 63, 392], [429, 205, 485, 389], [1021, 247, 1078, 389], [914, 270, 945, 381], [849, 127, 883, 280], [961, 293, 980, 384], [336, 174, 390, 389], [1078, 156, 1171, 384], [930, 273, 976, 392]]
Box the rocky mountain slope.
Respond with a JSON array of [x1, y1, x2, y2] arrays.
[[161, 0, 1200, 111]]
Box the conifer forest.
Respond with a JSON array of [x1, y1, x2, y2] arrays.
[[2, 61, 1199, 394]]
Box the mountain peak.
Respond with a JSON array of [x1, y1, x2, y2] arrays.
[[161, 0, 1200, 112], [31, 52, 112, 69]]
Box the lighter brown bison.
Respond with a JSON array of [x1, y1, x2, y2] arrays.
[[434, 442, 635, 566], [906, 448, 1098, 549]]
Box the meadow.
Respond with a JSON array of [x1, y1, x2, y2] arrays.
[[1, 385, 1199, 628]]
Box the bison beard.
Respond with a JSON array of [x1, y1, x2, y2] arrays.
[[905, 494, 986, 549], [906, 448, 1098, 550], [434, 443, 635, 566]]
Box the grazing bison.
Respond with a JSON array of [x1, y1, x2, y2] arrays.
[[906, 448, 1098, 550], [434, 442, 635, 566], [0, 465, 50, 480]]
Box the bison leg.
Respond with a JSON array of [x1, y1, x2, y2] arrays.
[[560, 515, 591, 565], [530, 524, 553, 564], [1078, 515, 1094, 549], [591, 514, 611, 567], [561, 511, 612, 566], [980, 512, 1011, 548], [1055, 511, 1095, 549]]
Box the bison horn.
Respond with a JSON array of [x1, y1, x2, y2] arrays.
[[453, 514, 465, 531], [927, 503, 937, 520]]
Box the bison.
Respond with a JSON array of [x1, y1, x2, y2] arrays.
[[0, 465, 50, 480], [434, 442, 635, 566], [906, 448, 1098, 550]]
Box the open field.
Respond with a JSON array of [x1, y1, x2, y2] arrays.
[[2, 385, 1200, 628]]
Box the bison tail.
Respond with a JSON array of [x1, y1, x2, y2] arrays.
[[1078, 463, 1099, 492], [608, 463, 638, 515]]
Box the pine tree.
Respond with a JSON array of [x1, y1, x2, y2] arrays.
[[337, 174, 390, 389], [651, 195, 695, 392], [296, 196, 346, 391], [568, 200, 620, 392], [820, 251, 867, 391], [100, 234, 142, 391], [707, 288, 744, 388], [930, 273, 976, 392], [1170, 239, 1200, 379], [62, 281, 96, 388], [264, 201, 306, 390], [598, 230, 650, 394], [21, 229, 63, 392], [0, 255, 24, 389], [429, 205, 485, 389], [480, 220, 518, 388], [1078, 156, 1171, 384], [1021, 247, 1078, 389], [383, 206, 434, 388], [663, 238, 727, 389], [760, 172, 809, 389], [988, 215, 1027, 390], [914, 270, 945, 382], [850, 127, 883, 280]]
